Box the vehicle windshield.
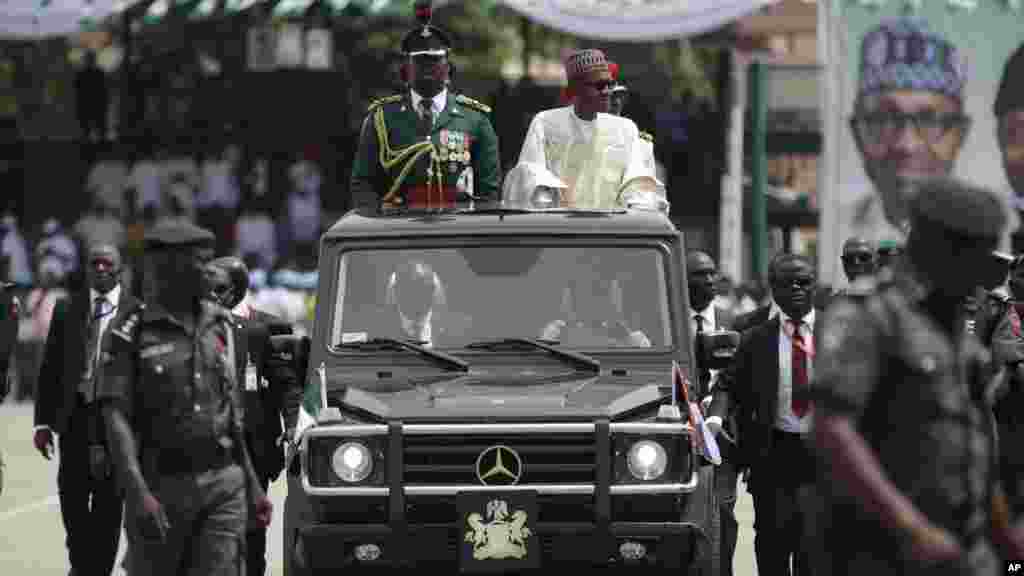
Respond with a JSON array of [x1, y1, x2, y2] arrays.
[[329, 244, 674, 352]]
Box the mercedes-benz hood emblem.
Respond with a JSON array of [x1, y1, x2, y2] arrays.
[[475, 445, 523, 486]]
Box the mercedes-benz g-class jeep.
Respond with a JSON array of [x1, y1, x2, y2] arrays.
[[283, 207, 732, 575]]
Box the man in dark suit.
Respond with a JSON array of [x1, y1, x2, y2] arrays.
[[708, 252, 818, 576], [33, 243, 142, 576], [686, 250, 738, 576], [206, 256, 301, 576]]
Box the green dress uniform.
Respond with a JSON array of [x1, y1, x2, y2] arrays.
[[351, 92, 500, 210], [98, 223, 253, 576], [349, 3, 500, 211]]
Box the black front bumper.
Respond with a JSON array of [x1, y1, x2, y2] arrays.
[[297, 519, 705, 570], [296, 420, 708, 571]]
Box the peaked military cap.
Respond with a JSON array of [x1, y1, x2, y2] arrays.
[[995, 41, 1024, 117], [144, 221, 216, 250], [908, 177, 1006, 241], [402, 0, 451, 57]]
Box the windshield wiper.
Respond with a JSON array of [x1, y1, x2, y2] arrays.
[[338, 337, 469, 372], [465, 337, 600, 373]]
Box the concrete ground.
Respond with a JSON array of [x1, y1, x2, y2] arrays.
[[0, 400, 758, 575]]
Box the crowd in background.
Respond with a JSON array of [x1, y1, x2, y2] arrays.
[[0, 142, 322, 403]]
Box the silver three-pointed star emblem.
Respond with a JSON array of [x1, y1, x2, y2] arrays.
[[475, 445, 523, 486]]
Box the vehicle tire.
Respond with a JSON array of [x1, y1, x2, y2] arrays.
[[682, 464, 720, 576]]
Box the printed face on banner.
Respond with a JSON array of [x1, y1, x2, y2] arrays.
[[828, 3, 1024, 281]]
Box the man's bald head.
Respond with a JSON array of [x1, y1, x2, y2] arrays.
[[86, 243, 122, 294], [841, 237, 876, 282], [686, 250, 718, 312]]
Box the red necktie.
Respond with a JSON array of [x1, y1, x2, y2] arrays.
[[789, 319, 809, 417]]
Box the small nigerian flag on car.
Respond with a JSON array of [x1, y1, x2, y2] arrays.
[[293, 361, 328, 445]]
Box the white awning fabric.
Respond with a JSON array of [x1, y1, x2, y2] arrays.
[[1, 0, 778, 40], [0, 1, 132, 38], [498, 0, 779, 42]]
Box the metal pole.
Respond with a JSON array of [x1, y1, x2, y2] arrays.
[[719, 48, 746, 284], [748, 59, 768, 281]]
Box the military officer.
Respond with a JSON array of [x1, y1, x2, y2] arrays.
[[350, 0, 500, 211], [814, 177, 1023, 575], [606, 61, 666, 205], [206, 255, 302, 576], [99, 222, 272, 576]]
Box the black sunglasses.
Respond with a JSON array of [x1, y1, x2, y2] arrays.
[[842, 252, 875, 264], [584, 80, 614, 91]]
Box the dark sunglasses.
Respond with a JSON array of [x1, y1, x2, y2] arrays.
[[842, 252, 875, 264], [779, 277, 816, 288], [584, 80, 614, 91]]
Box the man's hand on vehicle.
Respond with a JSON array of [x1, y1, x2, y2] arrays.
[[33, 428, 54, 460]]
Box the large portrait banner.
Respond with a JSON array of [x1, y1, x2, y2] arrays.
[[826, 0, 1024, 284]]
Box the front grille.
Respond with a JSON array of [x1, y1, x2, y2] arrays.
[[406, 495, 596, 524], [403, 433, 597, 485]]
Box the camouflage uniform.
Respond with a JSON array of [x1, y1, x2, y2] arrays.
[[816, 273, 1001, 576], [100, 298, 248, 576]]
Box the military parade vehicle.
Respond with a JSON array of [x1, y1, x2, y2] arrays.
[[280, 204, 735, 575]]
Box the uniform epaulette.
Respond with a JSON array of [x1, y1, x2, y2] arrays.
[[455, 94, 492, 114], [639, 131, 654, 143], [367, 94, 403, 113]]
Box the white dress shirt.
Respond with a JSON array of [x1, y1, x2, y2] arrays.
[[776, 309, 814, 434], [410, 88, 448, 125], [689, 303, 718, 338], [691, 304, 720, 402], [83, 286, 120, 393]]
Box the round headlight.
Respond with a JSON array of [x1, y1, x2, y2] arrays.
[[626, 440, 668, 480], [531, 186, 559, 209], [332, 442, 373, 483]]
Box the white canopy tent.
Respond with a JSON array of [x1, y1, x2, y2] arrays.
[[499, 0, 777, 42], [0, 1, 131, 38], [2, 0, 777, 40]]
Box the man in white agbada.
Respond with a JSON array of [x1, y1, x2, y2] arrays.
[[515, 49, 660, 210]]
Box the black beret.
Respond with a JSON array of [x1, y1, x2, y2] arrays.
[[995, 42, 1024, 117], [144, 222, 216, 250], [909, 177, 1006, 241]]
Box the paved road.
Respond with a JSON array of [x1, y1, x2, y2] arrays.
[[0, 400, 758, 575]]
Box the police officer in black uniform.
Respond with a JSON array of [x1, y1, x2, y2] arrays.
[[206, 255, 303, 576], [99, 222, 273, 576]]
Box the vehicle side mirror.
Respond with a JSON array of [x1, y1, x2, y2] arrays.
[[269, 334, 311, 384], [700, 330, 740, 371]]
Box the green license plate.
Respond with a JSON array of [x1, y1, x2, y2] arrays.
[[457, 490, 540, 573]]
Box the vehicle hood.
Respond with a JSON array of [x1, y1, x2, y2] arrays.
[[328, 369, 672, 422]]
